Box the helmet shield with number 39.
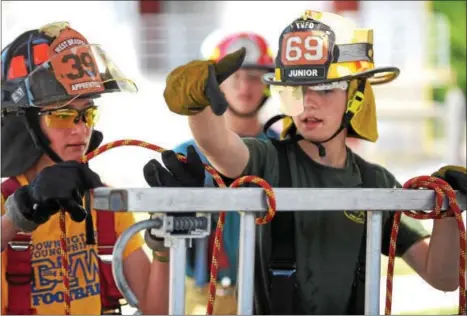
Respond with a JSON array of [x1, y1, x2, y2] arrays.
[[263, 10, 400, 117], [1, 22, 137, 112]]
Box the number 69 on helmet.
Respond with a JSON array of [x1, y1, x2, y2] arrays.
[[263, 10, 400, 118]]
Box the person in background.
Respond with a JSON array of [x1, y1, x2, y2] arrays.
[[172, 30, 279, 315]]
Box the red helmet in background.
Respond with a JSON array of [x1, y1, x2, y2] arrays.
[[201, 30, 275, 118], [201, 30, 274, 72]]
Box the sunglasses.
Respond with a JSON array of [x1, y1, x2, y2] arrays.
[[38, 106, 99, 129]]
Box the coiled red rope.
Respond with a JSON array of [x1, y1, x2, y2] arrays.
[[385, 176, 466, 315]]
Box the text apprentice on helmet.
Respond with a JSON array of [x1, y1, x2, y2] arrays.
[[1, 21, 170, 315]]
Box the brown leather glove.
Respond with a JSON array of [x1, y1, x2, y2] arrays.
[[163, 48, 246, 116]]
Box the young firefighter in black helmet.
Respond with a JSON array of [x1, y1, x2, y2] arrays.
[[153, 10, 467, 315], [1, 22, 169, 315]]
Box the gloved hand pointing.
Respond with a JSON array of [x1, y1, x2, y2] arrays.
[[163, 48, 246, 116]]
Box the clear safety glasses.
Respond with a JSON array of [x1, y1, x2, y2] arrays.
[[270, 80, 349, 116]]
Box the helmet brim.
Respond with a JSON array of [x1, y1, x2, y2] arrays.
[[262, 66, 400, 87]]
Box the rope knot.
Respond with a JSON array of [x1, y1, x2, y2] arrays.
[[385, 175, 466, 315]]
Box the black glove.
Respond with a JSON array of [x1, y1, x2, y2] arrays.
[[432, 165, 467, 194], [143, 145, 205, 187], [5, 161, 103, 232], [432, 165, 467, 213], [143, 145, 205, 252]]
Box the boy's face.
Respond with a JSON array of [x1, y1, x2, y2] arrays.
[[220, 68, 268, 117], [292, 87, 347, 142], [39, 98, 97, 162]]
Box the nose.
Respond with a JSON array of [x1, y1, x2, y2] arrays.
[[237, 77, 250, 93], [303, 88, 322, 109], [70, 118, 89, 135]]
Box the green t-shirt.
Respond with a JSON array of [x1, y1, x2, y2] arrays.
[[241, 138, 430, 314]]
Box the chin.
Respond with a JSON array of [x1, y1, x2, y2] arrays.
[[298, 130, 330, 143], [61, 152, 86, 162], [302, 135, 329, 143], [230, 103, 259, 115]]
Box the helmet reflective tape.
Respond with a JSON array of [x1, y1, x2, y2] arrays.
[[307, 80, 348, 91], [270, 80, 349, 116], [7, 55, 28, 80], [32, 43, 49, 66], [7, 43, 137, 110], [1, 23, 137, 114]]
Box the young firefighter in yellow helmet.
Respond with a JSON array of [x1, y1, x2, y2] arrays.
[[156, 10, 466, 314], [1, 22, 169, 315]]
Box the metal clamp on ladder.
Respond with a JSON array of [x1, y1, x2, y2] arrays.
[[110, 210, 211, 315]]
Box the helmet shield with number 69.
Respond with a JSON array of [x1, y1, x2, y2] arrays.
[[263, 10, 400, 116], [1, 22, 137, 113]]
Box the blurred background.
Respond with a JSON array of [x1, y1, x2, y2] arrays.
[[1, 1, 466, 314]]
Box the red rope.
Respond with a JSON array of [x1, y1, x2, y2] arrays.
[[385, 176, 466, 315], [52, 140, 465, 315], [53, 139, 276, 315], [59, 211, 71, 314]]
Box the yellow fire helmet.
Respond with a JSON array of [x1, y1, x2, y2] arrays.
[[262, 10, 400, 156]]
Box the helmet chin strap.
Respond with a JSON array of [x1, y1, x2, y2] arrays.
[[263, 79, 367, 158], [309, 123, 347, 157], [308, 79, 367, 157], [276, 119, 348, 158], [24, 109, 64, 163]]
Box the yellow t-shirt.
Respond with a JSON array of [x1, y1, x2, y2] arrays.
[[1, 174, 145, 315]]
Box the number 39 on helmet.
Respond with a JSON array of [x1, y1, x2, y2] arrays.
[[1, 21, 137, 117], [264, 10, 400, 144]]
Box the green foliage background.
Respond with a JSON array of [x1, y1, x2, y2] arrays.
[[432, 0, 466, 101]]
